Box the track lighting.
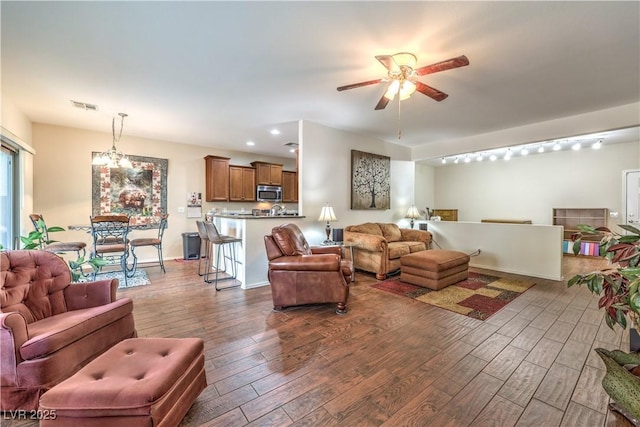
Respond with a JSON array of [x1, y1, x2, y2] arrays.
[[592, 139, 603, 149]]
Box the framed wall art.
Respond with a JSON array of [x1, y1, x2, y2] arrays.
[[351, 149, 390, 210], [92, 153, 168, 227]]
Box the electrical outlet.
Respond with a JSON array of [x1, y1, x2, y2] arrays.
[[610, 211, 619, 218], [177, 207, 185, 213]]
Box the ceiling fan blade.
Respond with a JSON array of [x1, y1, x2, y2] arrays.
[[415, 55, 469, 76], [337, 78, 383, 92], [375, 55, 399, 72], [415, 81, 448, 102], [374, 93, 391, 110]]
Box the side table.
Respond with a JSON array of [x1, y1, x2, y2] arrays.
[[318, 241, 355, 282]]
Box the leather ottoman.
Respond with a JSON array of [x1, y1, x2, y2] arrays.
[[39, 337, 207, 427], [400, 250, 470, 290]]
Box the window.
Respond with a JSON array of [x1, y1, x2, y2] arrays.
[[1, 143, 18, 249]]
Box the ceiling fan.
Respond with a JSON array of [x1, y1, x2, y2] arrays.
[[337, 52, 469, 110]]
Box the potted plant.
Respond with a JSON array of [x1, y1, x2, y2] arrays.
[[20, 218, 106, 282], [568, 223, 640, 424]]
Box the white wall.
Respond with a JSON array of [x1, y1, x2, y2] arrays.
[[432, 140, 640, 225], [298, 120, 419, 243]]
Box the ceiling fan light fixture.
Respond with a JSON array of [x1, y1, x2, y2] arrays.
[[391, 52, 417, 70], [399, 81, 416, 100], [384, 80, 401, 100]]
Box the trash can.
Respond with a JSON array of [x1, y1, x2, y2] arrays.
[[182, 232, 201, 260]]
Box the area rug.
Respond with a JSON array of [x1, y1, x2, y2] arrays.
[[91, 269, 151, 289], [371, 272, 535, 320]]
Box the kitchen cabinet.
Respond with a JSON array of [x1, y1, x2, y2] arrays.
[[204, 155, 230, 202], [282, 171, 298, 202], [229, 166, 256, 202], [251, 161, 283, 186]]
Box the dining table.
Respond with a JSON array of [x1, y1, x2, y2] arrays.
[[68, 219, 160, 278]]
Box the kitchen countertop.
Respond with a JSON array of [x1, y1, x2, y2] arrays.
[[212, 214, 305, 219]]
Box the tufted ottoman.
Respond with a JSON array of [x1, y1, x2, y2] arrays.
[[400, 250, 470, 290], [39, 337, 207, 427]]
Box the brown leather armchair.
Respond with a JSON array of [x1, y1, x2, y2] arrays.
[[264, 224, 352, 314], [0, 250, 136, 410]]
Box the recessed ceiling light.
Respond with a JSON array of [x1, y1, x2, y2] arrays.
[[270, 129, 280, 135], [246, 141, 255, 146]]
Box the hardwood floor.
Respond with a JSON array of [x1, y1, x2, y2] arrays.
[[3, 256, 636, 426]]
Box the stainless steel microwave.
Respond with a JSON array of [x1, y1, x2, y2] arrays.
[[256, 185, 282, 202]]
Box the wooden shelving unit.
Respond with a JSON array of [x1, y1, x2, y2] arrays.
[[553, 208, 608, 256]]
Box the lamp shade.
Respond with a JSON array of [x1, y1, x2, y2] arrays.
[[405, 205, 421, 219], [318, 206, 337, 222]]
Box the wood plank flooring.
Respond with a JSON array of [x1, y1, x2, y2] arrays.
[[3, 256, 636, 426]]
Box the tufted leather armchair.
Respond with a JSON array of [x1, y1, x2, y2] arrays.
[[264, 223, 352, 314], [0, 250, 136, 410]]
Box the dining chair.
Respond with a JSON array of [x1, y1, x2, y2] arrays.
[[90, 214, 131, 286], [29, 213, 87, 258], [128, 213, 169, 275], [203, 221, 242, 290]]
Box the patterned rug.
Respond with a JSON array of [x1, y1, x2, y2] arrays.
[[371, 272, 535, 320], [91, 269, 151, 289]]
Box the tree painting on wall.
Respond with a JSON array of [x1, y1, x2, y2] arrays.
[[351, 150, 390, 210]]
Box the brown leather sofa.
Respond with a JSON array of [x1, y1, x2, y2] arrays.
[[264, 223, 352, 314], [344, 222, 432, 280], [0, 250, 136, 410]]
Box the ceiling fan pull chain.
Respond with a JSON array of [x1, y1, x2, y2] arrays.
[[398, 90, 402, 139]]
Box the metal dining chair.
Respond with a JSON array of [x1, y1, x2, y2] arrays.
[[29, 214, 87, 258], [127, 213, 169, 276], [90, 214, 131, 286], [203, 221, 242, 291]]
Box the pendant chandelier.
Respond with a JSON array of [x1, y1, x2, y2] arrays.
[[92, 112, 132, 168]]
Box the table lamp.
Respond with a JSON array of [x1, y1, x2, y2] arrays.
[[318, 204, 337, 244], [405, 205, 421, 229]]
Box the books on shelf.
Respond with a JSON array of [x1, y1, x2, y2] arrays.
[[562, 239, 600, 256]]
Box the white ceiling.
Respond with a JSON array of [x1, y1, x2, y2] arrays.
[[1, 1, 639, 162]]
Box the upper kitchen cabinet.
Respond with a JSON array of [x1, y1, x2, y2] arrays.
[[204, 155, 230, 201], [282, 171, 298, 203], [251, 161, 283, 186], [229, 166, 256, 202]]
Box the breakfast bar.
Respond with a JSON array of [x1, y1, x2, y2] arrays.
[[211, 214, 306, 289]]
